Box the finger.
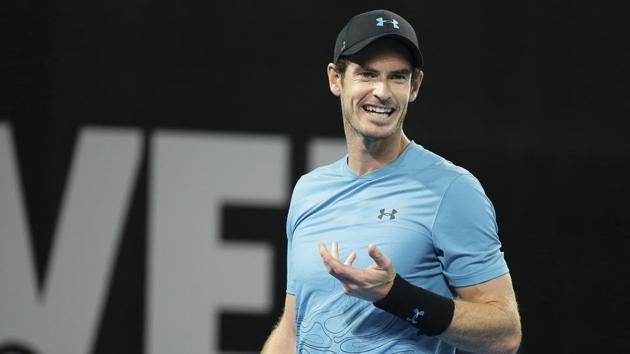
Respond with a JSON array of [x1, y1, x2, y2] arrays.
[[331, 241, 339, 260], [319, 243, 333, 270], [368, 244, 390, 268], [320, 243, 344, 273], [320, 245, 360, 283], [319, 243, 334, 263], [344, 251, 357, 266], [319, 242, 328, 256]]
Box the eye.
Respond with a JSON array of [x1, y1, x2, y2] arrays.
[[359, 71, 377, 79], [391, 74, 408, 80]]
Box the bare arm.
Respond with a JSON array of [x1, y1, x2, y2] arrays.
[[440, 274, 521, 354], [261, 294, 296, 354], [320, 242, 521, 354]]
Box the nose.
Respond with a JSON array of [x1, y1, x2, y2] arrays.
[[372, 79, 392, 103]]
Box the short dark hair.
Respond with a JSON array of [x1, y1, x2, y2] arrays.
[[334, 57, 351, 77]]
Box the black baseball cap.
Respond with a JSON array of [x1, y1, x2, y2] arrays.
[[333, 9, 423, 68]]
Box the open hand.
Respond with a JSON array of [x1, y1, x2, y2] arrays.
[[319, 241, 396, 302]]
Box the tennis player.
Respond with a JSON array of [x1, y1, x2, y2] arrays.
[[262, 9, 521, 354]]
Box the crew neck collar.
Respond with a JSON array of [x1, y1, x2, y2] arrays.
[[341, 140, 417, 180]]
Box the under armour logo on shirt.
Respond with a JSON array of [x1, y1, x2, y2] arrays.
[[376, 17, 400, 29], [378, 209, 397, 220], [406, 308, 425, 324]]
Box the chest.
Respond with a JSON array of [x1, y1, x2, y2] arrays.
[[290, 183, 444, 287]]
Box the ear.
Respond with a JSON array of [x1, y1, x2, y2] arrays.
[[408, 70, 424, 102], [327, 63, 342, 97]]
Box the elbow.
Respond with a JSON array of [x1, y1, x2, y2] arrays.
[[492, 327, 522, 354], [507, 315, 523, 354], [494, 308, 522, 354], [501, 333, 522, 354]]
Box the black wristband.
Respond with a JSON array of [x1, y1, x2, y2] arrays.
[[373, 273, 454, 336]]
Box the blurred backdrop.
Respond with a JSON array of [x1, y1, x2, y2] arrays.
[[1, 0, 629, 353]]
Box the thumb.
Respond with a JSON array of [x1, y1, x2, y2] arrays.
[[368, 244, 390, 268]]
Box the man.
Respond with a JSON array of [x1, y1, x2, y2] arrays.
[[262, 9, 521, 354]]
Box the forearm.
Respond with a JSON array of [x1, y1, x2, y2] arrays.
[[374, 274, 521, 354], [261, 321, 296, 354], [440, 299, 521, 354]]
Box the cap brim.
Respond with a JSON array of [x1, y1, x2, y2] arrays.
[[338, 33, 422, 68]]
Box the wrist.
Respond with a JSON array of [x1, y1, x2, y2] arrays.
[[374, 274, 396, 302], [373, 273, 454, 336]]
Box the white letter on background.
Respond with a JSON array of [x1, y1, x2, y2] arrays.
[[148, 131, 288, 354], [0, 124, 142, 354]]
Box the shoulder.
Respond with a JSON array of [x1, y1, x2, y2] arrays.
[[292, 155, 346, 196], [287, 156, 346, 224], [404, 143, 478, 191]]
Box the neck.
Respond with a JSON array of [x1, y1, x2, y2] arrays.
[[345, 130, 410, 176]]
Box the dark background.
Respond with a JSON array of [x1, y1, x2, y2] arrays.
[[2, 0, 629, 352]]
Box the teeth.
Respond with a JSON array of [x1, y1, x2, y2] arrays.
[[364, 105, 393, 114]]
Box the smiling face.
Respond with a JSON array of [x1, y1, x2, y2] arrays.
[[328, 39, 423, 143]]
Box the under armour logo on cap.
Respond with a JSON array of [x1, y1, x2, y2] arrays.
[[333, 9, 423, 68], [376, 17, 399, 29]]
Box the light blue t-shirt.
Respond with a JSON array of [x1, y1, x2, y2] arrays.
[[286, 141, 509, 354]]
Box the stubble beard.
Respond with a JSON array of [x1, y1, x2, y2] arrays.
[[342, 103, 407, 143]]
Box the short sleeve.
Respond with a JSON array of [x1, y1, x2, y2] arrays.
[[285, 182, 300, 295], [286, 213, 296, 295], [432, 174, 509, 287]]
